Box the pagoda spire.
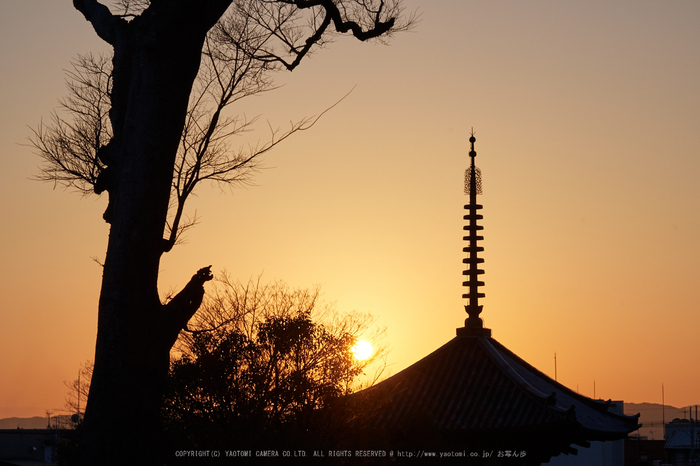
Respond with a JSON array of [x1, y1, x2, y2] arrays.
[[457, 131, 491, 337]]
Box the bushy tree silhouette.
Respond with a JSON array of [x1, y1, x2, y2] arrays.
[[162, 278, 383, 456]]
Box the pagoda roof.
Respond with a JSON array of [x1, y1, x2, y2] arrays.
[[351, 334, 640, 463]]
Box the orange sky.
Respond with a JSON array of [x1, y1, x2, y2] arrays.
[[1, 1, 699, 419]]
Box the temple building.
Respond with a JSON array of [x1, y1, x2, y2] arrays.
[[350, 133, 640, 464]]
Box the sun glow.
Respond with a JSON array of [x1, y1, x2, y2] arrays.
[[351, 340, 373, 361]]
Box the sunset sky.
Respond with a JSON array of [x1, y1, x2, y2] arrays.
[[1, 1, 699, 419]]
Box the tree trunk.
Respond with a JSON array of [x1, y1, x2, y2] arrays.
[[69, 1, 401, 463], [76, 3, 229, 465]]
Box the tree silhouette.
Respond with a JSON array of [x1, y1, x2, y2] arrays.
[[30, 1, 410, 465], [162, 277, 385, 456]]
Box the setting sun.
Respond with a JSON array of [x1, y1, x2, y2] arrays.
[[351, 340, 373, 361]]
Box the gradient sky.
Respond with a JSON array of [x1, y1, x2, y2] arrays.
[[1, 1, 699, 419]]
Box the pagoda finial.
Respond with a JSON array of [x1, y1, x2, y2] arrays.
[[457, 131, 491, 337]]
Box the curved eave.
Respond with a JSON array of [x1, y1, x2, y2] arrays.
[[356, 335, 639, 440], [482, 337, 641, 438]]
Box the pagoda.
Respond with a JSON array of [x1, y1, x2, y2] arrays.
[[349, 132, 640, 464]]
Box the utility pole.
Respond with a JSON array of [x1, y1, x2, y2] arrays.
[[554, 352, 557, 381], [691, 405, 697, 466], [662, 383, 665, 438], [77, 369, 81, 416]]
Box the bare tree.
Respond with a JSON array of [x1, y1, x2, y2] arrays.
[[31, 1, 411, 465], [64, 360, 94, 419]]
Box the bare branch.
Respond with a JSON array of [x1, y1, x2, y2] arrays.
[[43, 0, 411, 248], [221, 0, 414, 70], [112, 0, 149, 17], [64, 360, 93, 416], [29, 54, 112, 195]]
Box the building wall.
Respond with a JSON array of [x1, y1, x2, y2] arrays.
[[545, 401, 627, 466], [625, 439, 667, 466], [544, 439, 624, 466], [0, 429, 58, 463]]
